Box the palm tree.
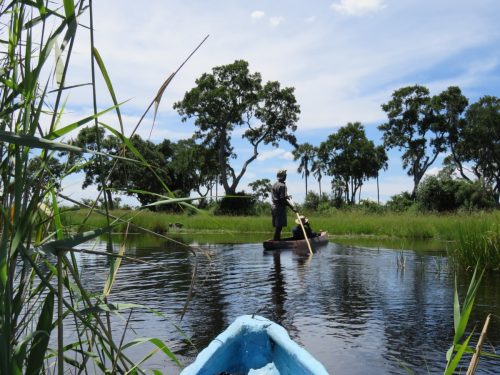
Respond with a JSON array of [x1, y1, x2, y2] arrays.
[[292, 143, 316, 195], [311, 152, 326, 196]]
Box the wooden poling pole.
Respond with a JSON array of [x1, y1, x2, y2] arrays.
[[288, 196, 313, 255], [296, 212, 313, 255], [466, 314, 492, 375]]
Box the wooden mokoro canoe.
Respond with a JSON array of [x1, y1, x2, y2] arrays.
[[180, 315, 329, 375], [263, 231, 329, 251]]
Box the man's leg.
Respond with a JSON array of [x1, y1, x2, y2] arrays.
[[273, 226, 282, 241]]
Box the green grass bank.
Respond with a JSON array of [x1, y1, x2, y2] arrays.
[[62, 208, 499, 271], [62, 208, 499, 241]]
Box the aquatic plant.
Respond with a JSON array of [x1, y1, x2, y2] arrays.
[[444, 266, 483, 374], [443, 266, 500, 374], [448, 223, 500, 272], [0, 1, 202, 373]]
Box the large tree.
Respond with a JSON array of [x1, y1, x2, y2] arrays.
[[461, 96, 500, 202], [379, 85, 445, 198], [174, 60, 300, 195], [69, 126, 123, 208], [69, 128, 199, 207], [248, 178, 272, 202], [292, 142, 316, 195], [319, 122, 387, 204], [430, 86, 469, 180], [311, 153, 326, 196], [166, 138, 220, 198]]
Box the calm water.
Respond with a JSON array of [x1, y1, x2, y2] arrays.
[[72, 235, 500, 374]]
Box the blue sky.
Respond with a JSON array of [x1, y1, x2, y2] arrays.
[[56, 0, 500, 205]]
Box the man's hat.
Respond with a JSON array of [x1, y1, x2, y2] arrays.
[[295, 215, 309, 225], [277, 169, 287, 178]]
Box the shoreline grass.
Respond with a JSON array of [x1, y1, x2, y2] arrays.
[[62, 208, 500, 271], [62, 208, 500, 240]]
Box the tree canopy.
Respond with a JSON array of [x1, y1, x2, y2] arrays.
[[430, 86, 469, 179], [319, 122, 387, 204], [292, 143, 316, 195], [461, 96, 500, 202], [174, 59, 300, 195], [379, 85, 445, 198], [68, 128, 218, 207], [249, 178, 272, 202]]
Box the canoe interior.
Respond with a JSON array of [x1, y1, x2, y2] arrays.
[[181, 315, 329, 375]]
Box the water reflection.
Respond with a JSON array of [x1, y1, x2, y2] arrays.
[[69, 235, 499, 375], [267, 253, 284, 322]]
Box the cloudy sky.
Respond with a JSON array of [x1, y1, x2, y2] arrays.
[[58, 0, 500, 205]]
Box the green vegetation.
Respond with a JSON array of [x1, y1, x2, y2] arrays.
[[1, 1, 497, 374], [62, 208, 499, 240], [174, 59, 301, 196], [63, 207, 499, 270], [379, 85, 499, 201], [0, 1, 189, 373], [445, 266, 484, 375], [448, 223, 500, 272], [318, 122, 388, 204]]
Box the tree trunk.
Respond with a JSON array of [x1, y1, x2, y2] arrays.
[[106, 189, 114, 210], [305, 173, 308, 196], [305, 157, 308, 196], [377, 173, 380, 204]]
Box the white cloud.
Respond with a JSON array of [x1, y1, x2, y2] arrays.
[[35, 0, 500, 204], [251, 10, 265, 20], [257, 148, 293, 161], [424, 167, 441, 177], [331, 0, 386, 16], [269, 16, 285, 27]]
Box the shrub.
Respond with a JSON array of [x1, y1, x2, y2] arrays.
[[386, 191, 414, 212], [303, 191, 338, 211], [416, 175, 458, 212], [416, 175, 497, 212], [255, 201, 272, 216], [303, 191, 321, 210], [358, 199, 386, 214], [455, 180, 497, 211], [215, 192, 257, 215]]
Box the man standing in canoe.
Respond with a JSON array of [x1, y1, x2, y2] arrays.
[[272, 169, 297, 240]]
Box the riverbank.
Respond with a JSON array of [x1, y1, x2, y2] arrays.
[[61, 208, 499, 270], [62, 208, 499, 240]]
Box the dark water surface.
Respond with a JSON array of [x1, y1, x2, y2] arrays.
[[73, 236, 500, 374]]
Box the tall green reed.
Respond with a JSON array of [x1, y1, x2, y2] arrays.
[[448, 223, 499, 272], [0, 1, 203, 373], [444, 266, 484, 374]]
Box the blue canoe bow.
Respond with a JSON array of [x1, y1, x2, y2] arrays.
[[181, 315, 329, 375]]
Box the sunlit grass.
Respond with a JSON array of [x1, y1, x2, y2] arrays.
[[63, 208, 500, 241], [448, 223, 500, 271], [65, 208, 500, 271]]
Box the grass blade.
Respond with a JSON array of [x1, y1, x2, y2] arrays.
[[25, 291, 55, 375], [34, 226, 115, 256], [122, 337, 181, 368], [92, 47, 124, 135]]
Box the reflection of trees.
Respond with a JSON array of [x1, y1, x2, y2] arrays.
[[72, 238, 500, 373], [164, 243, 226, 357], [268, 252, 287, 324], [75, 237, 227, 358], [306, 250, 375, 333], [378, 256, 455, 372]]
